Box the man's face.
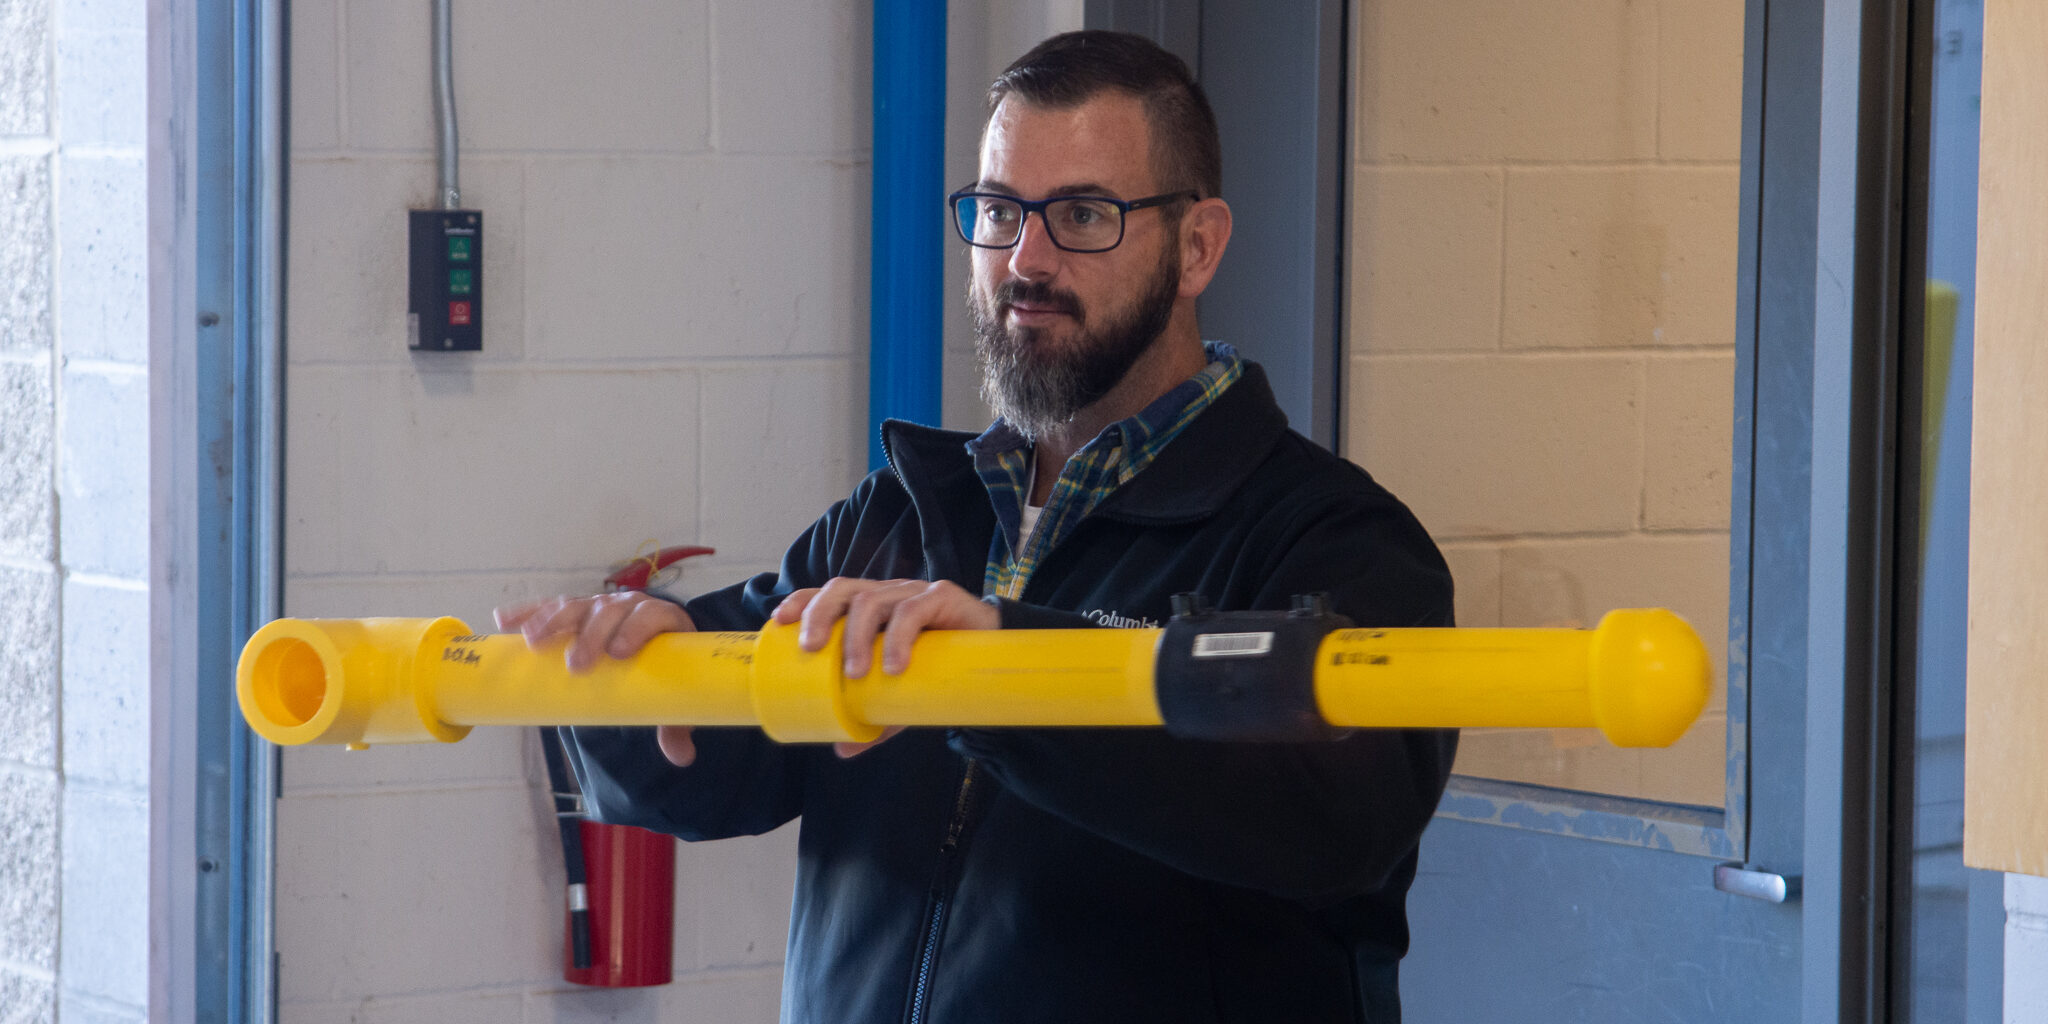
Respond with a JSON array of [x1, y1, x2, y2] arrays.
[[968, 92, 1183, 439]]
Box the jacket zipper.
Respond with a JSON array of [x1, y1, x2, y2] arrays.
[[879, 429, 935, 582], [905, 759, 981, 1024]]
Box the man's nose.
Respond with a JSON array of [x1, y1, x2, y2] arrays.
[[1006, 211, 1060, 280]]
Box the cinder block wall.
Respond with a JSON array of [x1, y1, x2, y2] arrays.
[[1345, 0, 1744, 806], [1, 0, 150, 1019], [278, 2, 1068, 1020]]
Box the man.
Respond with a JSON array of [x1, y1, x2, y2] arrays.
[[500, 30, 1455, 1023]]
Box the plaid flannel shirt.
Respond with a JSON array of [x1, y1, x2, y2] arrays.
[[968, 341, 1244, 599]]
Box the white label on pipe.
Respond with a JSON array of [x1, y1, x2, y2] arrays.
[[567, 882, 589, 912], [1191, 632, 1274, 658]]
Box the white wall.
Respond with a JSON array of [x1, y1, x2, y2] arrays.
[[0, 0, 151, 1019], [2011, 875, 2048, 1021], [277, 1, 1073, 1020]]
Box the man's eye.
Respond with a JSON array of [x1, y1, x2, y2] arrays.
[[1069, 206, 1099, 225], [985, 204, 1018, 224]]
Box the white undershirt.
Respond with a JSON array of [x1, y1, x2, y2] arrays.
[[1017, 453, 1045, 550], [1018, 501, 1045, 550]]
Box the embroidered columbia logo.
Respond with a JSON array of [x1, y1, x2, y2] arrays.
[[1083, 608, 1160, 629]]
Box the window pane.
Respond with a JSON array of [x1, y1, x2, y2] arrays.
[[1345, 0, 1745, 807]]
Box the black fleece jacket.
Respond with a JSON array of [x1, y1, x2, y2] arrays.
[[564, 363, 1456, 1023]]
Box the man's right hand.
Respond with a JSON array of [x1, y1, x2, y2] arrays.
[[494, 591, 703, 767]]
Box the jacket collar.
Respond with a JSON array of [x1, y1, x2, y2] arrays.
[[880, 359, 1291, 527]]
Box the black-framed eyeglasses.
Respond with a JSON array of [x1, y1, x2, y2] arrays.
[[947, 188, 1200, 253]]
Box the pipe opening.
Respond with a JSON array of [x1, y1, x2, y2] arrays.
[[254, 637, 328, 728]]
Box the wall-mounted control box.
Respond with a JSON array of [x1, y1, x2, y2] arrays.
[[409, 209, 483, 351]]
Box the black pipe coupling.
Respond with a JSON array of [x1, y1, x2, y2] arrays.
[[1154, 593, 1353, 742]]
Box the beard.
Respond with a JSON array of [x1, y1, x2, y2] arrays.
[[969, 242, 1182, 441]]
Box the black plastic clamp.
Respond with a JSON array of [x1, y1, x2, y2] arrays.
[[1153, 593, 1353, 742]]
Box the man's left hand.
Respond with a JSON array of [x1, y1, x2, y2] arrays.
[[770, 578, 999, 758]]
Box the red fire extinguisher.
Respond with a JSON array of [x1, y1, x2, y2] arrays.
[[540, 545, 714, 987]]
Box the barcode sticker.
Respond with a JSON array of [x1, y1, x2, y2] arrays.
[[1191, 632, 1275, 658]]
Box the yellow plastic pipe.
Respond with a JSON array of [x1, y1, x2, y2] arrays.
[[236, 609, 1710, 750]]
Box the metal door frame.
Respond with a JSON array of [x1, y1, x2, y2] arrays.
[[1098, 0, 1944, 1018], [148, 0, 284, 1018], [1086, 0, 1348, 449]]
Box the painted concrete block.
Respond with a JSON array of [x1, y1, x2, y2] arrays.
[[1453, 727, 1643, 801], [59, 579, 147, 788], [55, 154, 146, 363], [713, 0, 868, 155], [345, 0, 709, 153], [1, 156, 52, 354], [1456, 712, 1726, 811], [650, 968, 783, 1023], [280, 715, 526, 796], [286, 157, 523, 364], [1353, 0, 1654, 163], [1644, 353, 1737, 531], [1487, 532, 1735, 807], [53, 992, 141, 1024], [0, 767, 58, 971], [1499, 534, 1731, 707], [1351, 166, 1503, 353], [0, 971, 54, 1024], [2012, 871, 2048, 925], [1349, 353, 1643, 538], [284, 569, 596, 643], [1635, 709, 1732, 809], [520, 967, 782, 1024], [1502, 167, 1741, 351], [524, 156, 866, 362], [1435, 542, 1501, 629], [675, 822, 797, 970], [0, 564, 57, 768], [284, 365, 700, 575], [697, 362, 858, 566], [941, 344, 994, 435], [275, 787, 556, 999], [2007, 873, 2048, 1024], [286, 0, 338, 151], [0, 357, 54, 560], [55, 0, 141, 41], [58, 786, 146, 1007], [1658, 0, 1747, 163], [52, 26, 144, 151], [56, 368, 147, 579], [279, 988, 523, 1024], [0, 0, 51, 136]]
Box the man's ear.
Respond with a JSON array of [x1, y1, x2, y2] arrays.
[[1175, 197, 1233, 300]]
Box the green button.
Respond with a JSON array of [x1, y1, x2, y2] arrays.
[[447, 235, 473, 261], [448, 267, 473, 295]]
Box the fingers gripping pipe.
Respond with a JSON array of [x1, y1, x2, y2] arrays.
[[236, 609, 1712, 750]]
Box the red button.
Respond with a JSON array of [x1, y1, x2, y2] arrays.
[[448, 300, 472, 326]]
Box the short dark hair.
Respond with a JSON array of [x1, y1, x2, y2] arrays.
[[987, 30, 1222, 201]]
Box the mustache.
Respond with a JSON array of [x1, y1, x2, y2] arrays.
[[994, 280, 1082, 318]]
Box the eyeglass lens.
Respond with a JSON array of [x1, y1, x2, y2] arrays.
[[955, 196, 1124, 251]]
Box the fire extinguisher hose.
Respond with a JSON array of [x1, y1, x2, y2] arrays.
[[539, 728, 593, 970]]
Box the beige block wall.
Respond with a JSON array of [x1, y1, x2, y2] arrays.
[[1347, 0, 1744, 806], [276, 3, 1080, 1020]]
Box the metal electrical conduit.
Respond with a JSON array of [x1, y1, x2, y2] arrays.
[[434, 0, 460, 208], [870, 0, 946, 467]]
